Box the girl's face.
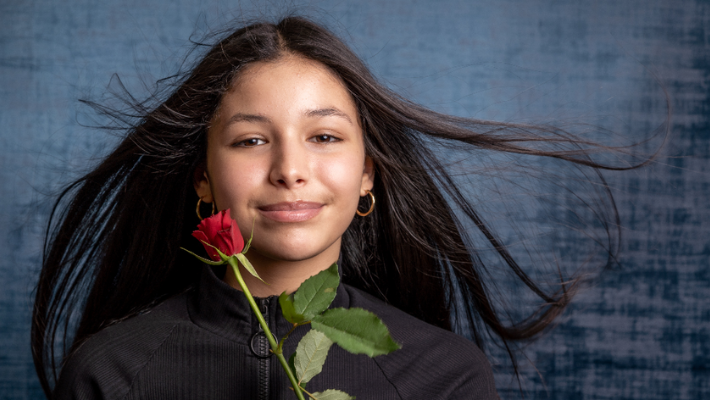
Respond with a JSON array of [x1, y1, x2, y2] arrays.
[[195, 56, 374, 267]]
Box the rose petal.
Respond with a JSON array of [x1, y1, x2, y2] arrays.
[[192, 230, 220, 261], [191, 208, 243, 260], [224, 210, 232, 228], [213, 229, 233, 256], [197, 213, 220, 239], [191, 229, 209, 243]]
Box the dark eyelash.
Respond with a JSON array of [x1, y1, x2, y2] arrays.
[[314, 134, 340, 142], [234, 138, 264, 147]]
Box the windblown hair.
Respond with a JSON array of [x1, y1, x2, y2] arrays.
[[32, 16, 662, 396]]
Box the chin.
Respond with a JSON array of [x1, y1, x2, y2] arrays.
[[255, 248, 325, 263], [250, 237, 340, 263]]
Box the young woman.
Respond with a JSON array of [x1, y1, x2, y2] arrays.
[[33, 16, 640, 399]]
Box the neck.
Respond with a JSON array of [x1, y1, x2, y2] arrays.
[[223, 243, 340, 297]]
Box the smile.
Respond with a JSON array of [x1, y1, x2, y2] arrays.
[[257, 201, 324, 222]]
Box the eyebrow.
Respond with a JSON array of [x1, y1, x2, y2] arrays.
[[227, 113, 272, 125], [225, 107, 353, 126], [304, 107, 353, 125]]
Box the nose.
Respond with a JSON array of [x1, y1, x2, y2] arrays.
[[269, 137, 309, 189]]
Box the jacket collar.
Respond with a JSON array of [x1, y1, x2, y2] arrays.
[[187, 264, 350, 343]]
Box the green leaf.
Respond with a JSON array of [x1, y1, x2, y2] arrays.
[[242, 218, 255, 254], [288, 352, 297, 378], [311, 308, 401, 357], [180, 247, 226, 266], [294, 263, 339, 320], [235, 253, 267, 284], [310, 389, 355, 400], [280, 292, 306, 324], [294, 330, 333, 384], [288, 352, 307, 390]]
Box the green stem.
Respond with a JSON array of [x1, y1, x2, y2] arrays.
[[228, 257, 305, 400], [299, 386, 317, 399], [278, 324, 297, 353]]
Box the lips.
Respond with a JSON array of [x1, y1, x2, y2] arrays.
[[258, 201, 324, 222]]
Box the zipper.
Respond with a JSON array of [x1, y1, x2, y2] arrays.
[[255, 298, 271, 400]]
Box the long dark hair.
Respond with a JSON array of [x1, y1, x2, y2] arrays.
[[32, 16, 665, 396]]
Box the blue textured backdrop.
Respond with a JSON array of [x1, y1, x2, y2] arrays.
[[1, 0, 708, 399]]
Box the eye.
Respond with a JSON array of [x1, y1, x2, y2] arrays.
[[234, 137, 266, 147], [310, 134, 341, 144]]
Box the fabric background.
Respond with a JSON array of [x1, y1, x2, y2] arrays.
[[1, 0, 707, 399]]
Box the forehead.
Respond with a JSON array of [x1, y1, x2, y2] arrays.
[[222, 56, 357, 113], [234, 55, 342, 85]]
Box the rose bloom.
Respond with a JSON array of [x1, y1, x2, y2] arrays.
[[192, 209, 244, 261]]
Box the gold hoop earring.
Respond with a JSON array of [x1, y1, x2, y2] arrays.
[[356, 190, 375, 217], [196, 198, 215, 221]]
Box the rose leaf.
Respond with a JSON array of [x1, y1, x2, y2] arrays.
[[294, 329, 333, 385], [280, 292, 306, 324], [310, 389, 355, 400], [294, 262, 339, 319], [311, 308, 400, 357]]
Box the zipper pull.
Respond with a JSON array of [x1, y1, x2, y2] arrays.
[[260, 299, 269, 325], [251, 298, 271, 359]]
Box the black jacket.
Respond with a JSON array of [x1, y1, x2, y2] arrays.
[[55, 265, 499, 399]]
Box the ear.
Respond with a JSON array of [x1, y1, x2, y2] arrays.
[[360, 156, 375, 196], [193, 165, 213, 203]]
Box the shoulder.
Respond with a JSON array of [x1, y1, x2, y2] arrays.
[[53, 293, 191, 400], [343, 285, 499, 400], [342, 284, 487, 361]]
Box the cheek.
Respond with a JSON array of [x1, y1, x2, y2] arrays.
[[208, 155, 266, 209], [317, 154, 365, 203]]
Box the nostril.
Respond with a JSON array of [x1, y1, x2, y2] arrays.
[[270, 166, 307, 187]]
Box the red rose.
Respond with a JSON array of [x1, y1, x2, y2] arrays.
[[192, 209, 244, 261]]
